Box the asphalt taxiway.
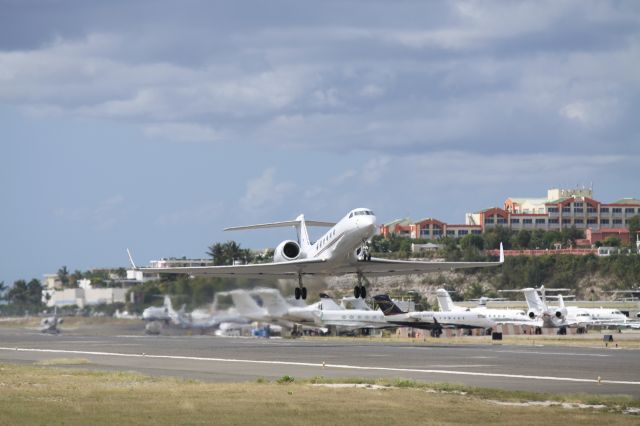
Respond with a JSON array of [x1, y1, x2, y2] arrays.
[[1, 325, 639, 397]]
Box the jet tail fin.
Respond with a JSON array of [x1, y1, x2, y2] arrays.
[[372, 294, 406, 315], [224, 216, 335, 248], [523, 288, 547, 312], [230, 290, 265, 317], [253, 288, 291, 317], [319, 294, 344, 311], [435, 289, 457, 312]]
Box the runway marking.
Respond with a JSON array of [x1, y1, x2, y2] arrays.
[[1, 346, 638, 386], [496, 350, 610, 357]]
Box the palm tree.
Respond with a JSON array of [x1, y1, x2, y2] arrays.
[[57, 266, 70, 287]]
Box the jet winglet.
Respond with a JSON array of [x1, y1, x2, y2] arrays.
[[126, 248, 137, 270], [499, 242, 504, 263]]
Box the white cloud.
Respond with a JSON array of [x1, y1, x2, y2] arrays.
[[241, 168, 296, 210], [560, 102, 589, 123]]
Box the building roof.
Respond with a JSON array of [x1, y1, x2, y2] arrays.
[[609, 198, 640, 205], [383, 218, 413, 227], [507, 197, 548, 205], [545, 197, 570, 204]]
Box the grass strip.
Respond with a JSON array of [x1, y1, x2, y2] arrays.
[[0, 364, 637, 425]]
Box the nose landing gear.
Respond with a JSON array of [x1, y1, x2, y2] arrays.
[[356, 241, 372, 262]]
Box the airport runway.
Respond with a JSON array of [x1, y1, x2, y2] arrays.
[[1, 326, 639, 398]]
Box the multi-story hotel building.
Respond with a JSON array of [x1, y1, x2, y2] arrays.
[[380, 187, 640, 241]]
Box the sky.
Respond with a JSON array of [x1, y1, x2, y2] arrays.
[[1, 0, 639, 284]]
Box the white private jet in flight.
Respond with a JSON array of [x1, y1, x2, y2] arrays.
[[129, 208, 504, 299]]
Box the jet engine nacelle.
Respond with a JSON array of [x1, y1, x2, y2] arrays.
[[555, 309, 566, 319], [528, 311, 537, 319], [274, 240, 302, 262]]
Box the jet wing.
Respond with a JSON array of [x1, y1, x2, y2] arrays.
[[333, 257, 503, 276], [137, 258, 328, 277]]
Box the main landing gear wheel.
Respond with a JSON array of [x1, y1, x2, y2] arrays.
[[353, 272, 367, 299], [294, 287, 308, 300], [295, 273, 307, 300]]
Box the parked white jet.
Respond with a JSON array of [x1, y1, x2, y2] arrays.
[[229, 289, 327, 333], [374, 294, 495, 337], [130, 208, 504, 299], [40, 307, 63, 334], [436, 289, 535, 326], [556, 295, 640, 329], [522, 288, 574, 329], [141, 295, 179, 323], [252, 288, 321, 325]]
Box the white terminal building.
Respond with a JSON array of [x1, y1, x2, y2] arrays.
[[43, 258, 215, 307], [42, 274, 127, 308]]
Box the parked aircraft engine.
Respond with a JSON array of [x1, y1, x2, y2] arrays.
[[555, 309, 566, 319], [528, 311, 536, 319], [274, 240, 301, 262]]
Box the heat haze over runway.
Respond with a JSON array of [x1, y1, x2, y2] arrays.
[[1, 326, 639, 398]]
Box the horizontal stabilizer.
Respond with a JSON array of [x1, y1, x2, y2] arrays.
[[225, 220, 335, 231]]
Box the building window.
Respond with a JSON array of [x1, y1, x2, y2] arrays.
[[446, 230, 455, 236], [497, 218, 506, 224], [625, 208, 635, 213], [574, 202, 583, 207], [548, 218, 559, 224], [562, 207, 571, 213], [574, 208, 583, 213], [458, 230, 468, 235], [511, 218, 520, 224], [587, 219, 597, 224], [601, 207, 609, 213], [484, 218, 494, 224], [523, 218, 532, 224], [420, 229, 430, 236], [601, 219, 609, 225], [432, 230, 441, 235], [587, 207, 597, 213], [613, 219, 623, 225], [574, 219, 583, 224], [535, 218, 546, 224], [612, 208, 622, 213], [562, 218, 571, 224], [471, 230, 482, 234], [548, 207, 558, 213]]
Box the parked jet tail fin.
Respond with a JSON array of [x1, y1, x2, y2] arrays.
[[557, 294, 565, 308], [499, 242, 504, 263], [523, 288, 547, 312], [319, 293, 344, 311], [435, 289, 456, 312], [253, 288, 291, 317], [372, 294, 406, 315], [229, 290, 265, 317], [163, 295, 174, 312]]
